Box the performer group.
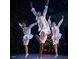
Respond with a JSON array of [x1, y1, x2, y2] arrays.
[[18, 0, 64, 58]]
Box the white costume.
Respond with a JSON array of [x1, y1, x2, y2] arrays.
[[31, 5, 50, 43], [51, 26, 62, 45], [51, 18, 63, 45], [19, 22, 37, 45], [51, 26, 62, 40]]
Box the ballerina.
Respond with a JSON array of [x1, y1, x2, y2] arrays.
[[30, 0, 50, 58], [18, 21, 37, 58], [48, 15, 64, 58]]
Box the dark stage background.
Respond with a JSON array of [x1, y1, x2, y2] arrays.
[[10, 0, 68, 55]]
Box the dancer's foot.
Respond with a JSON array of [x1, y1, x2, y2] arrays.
[[39, 56, 42, 59], [25, 53, 29, 58], [54, 54, 58, 58], [37, 56, 42, 59]]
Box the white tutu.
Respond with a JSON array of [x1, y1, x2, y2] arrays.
[[23, 34, 33, 45], [52, 33, 62, 40], [52, 33, 62, 45], [39, 27, 50, 35], [38, 27, 50, 43], [23, 34, 33, 40]]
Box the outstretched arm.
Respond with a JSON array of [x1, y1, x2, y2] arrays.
[[29, 22, 37, 28], [57, 16, 64, 27], [30, 2, 37, 16], [18, 22, 23, 28], [48, 16, 51, 27], [43, 0, 49, 16]]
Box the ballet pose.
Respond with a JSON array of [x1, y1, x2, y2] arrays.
[[30, 0, 50, 58], [48, 16, 64, 58], [18, 21, 37, 58]]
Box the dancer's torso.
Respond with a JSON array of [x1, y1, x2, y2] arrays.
[[23, 27, 31, 35], [36, 16, 49, 31], [51, 26, 60, 35]]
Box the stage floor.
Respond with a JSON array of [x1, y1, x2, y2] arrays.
[[11, 54, 68, 59]]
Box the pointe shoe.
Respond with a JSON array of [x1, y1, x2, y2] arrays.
[[39, 56, 42, 59], [37, 56, 42, 59], [25, 53, 29, 58], [54, 54, 58, 58]]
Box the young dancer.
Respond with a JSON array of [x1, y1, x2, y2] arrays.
[[30, 0, 50, 58], [48, 16, 64, 58], [18, 21, 37, 58]]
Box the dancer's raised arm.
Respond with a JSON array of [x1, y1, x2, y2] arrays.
[[29, 22, 37, 29], [48, 16, 51, 27], [30, 2, 37, 16], [18, 22, 23, 28], [43, 0, 49, 16], [57, 16, 64, 27]]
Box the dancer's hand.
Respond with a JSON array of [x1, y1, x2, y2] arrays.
[[57, 15, 64, 27], [47, 0, 49, 3], [30, 1, 33, 8], [18, 22, 22, 28], [34, 22, 38, 25], [48, 16, 51, 19], [46, 0, 49, 5], [61, 15, 64, 20]]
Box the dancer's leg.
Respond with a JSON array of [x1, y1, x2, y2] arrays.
[[39, 31, 47, 58], [52, 36, 58, 58], [35, 35, 41, 43], [36, 35, 44, 58], [53, 39, 59, 58], [23, 38, 29, 58], [54, 44, 58, 56], [36, 31, 47, 59], [39, 43, 44, 58]]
